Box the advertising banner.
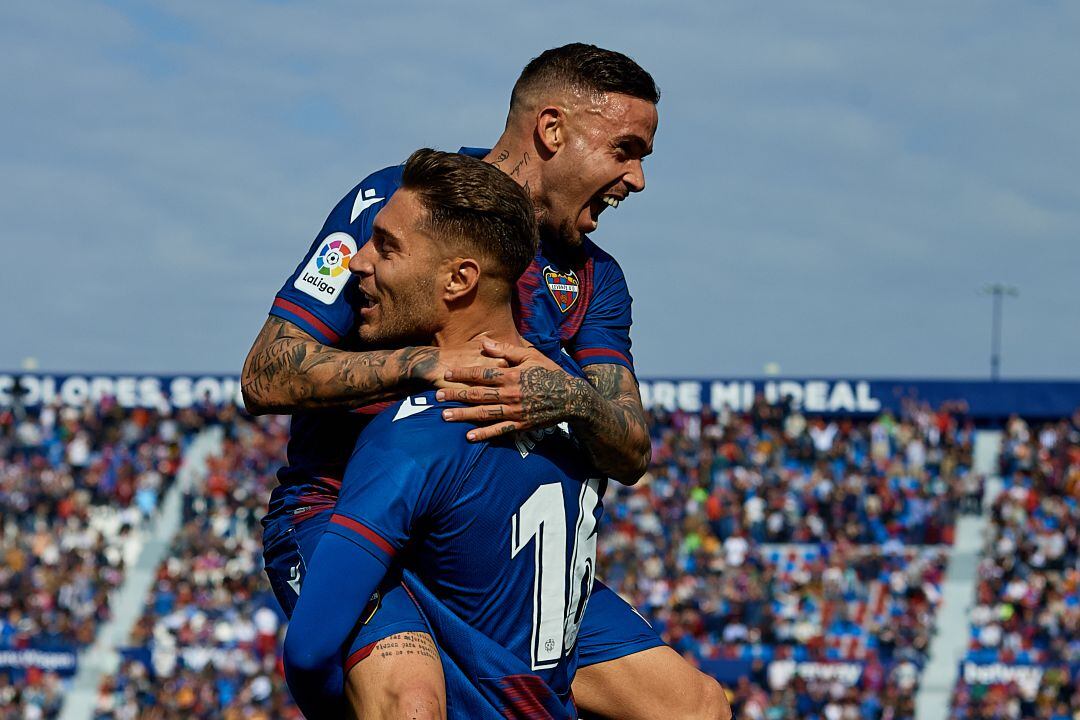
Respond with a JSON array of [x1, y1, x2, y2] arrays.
[[2, 373, 1079, 419]]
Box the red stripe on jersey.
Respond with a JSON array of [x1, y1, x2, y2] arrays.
[[573, 347, 630, 365], [558, 258, 593, 342], [497, 674, 557, 720], [513, 259, 543, 335], [314, 475, 342, 490], [273, 297, 342, 344], [330, 514, 396, 558], [344, 641, 378, 673], [353, 401, 395, 415]]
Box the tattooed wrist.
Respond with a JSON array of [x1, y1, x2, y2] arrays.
[[398, 346, 441, 385], [519, 367, 595, 425]]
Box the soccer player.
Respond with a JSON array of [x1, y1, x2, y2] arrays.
[[244, 44, 730, 719], [285, 148, 601, 718]]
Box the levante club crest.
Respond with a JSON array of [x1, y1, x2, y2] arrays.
[[543, 266, 580, 313]]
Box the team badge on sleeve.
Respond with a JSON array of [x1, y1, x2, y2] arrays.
[[543, 266, 580, 313], [293, 233, 357, 304]]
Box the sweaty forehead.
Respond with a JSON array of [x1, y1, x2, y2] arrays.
[[582, 93, 658, 145], [373, 190, 431, 242]]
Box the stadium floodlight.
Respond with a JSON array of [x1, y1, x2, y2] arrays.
[[979, 284, 1019, 381]]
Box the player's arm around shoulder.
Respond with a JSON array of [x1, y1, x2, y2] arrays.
[[241, 168, 503, 415], [241, 315, 442, 414], [437, 343, 650, 485]]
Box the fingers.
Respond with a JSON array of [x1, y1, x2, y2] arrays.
[[440, 404, 517, 423], [436, 387, 505, 404], [463, 422, 522, 443], [443, 366, 510, 385], [480, 339, 538, 365]]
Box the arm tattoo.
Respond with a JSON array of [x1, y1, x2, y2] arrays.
[[578, 365, 651, 484], [516, 364, 649, 483], [373, 632, 439, 662], [241, 317, 432, 414]]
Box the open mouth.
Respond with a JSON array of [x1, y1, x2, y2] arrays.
[[357, 287, 378, 314]]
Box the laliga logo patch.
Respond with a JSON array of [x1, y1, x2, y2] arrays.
[[293, 232, 357, 305], [315, 237, 352, 277], [543, 266, 580, 313]]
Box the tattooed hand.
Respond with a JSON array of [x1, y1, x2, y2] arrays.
[[437, 340, 587, 441], [438, 339, 650, 484], [423, 338, 509, 390]]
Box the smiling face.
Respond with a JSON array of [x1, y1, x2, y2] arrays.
[[349, 189, 444, 348], [538, 93, 657, 247]]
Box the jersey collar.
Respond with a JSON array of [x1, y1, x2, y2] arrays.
[[457, 147, 491, 159]]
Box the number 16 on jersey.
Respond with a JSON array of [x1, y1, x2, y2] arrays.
[[510, 478, 603, 671]]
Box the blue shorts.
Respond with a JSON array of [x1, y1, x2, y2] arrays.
[[262, 510, 664, 669]]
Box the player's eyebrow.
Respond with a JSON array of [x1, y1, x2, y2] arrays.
[[371, 222, 402, 248], [614, 134, 652, 159]]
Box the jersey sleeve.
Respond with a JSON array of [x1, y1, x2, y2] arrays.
[[325, 396, 482, 564], [268, 166, 401, 345], [567, 246, 636, 374]]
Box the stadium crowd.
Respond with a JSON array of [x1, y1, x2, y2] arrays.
[[0, 400, 197, 719], [89, 408, 298, 716], [948, 412, 1080, 720], [93, 408, 299, 720], [10, 389, 1080, 719], [597, 397, 975, 719]]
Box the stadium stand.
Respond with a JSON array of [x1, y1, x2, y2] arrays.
[[948, 413, 1080, 719], [3, 375, 1077, 719], [0, 402, 201, 720], [93, 410, 300, 720], [599, 401, 974, 719]]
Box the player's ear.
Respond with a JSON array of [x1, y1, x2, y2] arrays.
[[444, 257, 481, 302], [535, 106, 563, 155]]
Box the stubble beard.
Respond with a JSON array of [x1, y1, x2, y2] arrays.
[[357, 277, 440, 349]]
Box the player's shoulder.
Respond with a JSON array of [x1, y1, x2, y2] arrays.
[[361, 391, 481, 462], [582, 237, 626, 279], [327, 164, 404, 221]]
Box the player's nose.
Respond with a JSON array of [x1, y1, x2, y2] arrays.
[[350, 242, 375, 276], [625, 160, 645, 193]]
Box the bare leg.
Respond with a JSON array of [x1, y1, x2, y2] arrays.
[[572, 646, 732, 720], [345, 631, 446, 720]]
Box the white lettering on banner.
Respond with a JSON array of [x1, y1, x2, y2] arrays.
[[0, 375, 246, 411], [778, 381, 803, 407], [2, 375, 884, 415], [0, 649, 77, 672], [60, 377, 90, 406], [828, 381, 856, 412], [139, 378, 166, 409], [856, 381, 881, 412], [171, 377, 194, 408], [678, 382, 702, 412], [640, 380, 884, 414], [651, 381, 677, 411], [804, 381, 828, 412], [962, 663, 1043, 698], [769, 660, 862, 688], [710, 381, 749, 412]]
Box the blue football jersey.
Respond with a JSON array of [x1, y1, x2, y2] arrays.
[[266, 149, 636, 521], [326, 392, 607, 718]]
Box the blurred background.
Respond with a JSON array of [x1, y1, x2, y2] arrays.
[[1, 2, 1077, 719]]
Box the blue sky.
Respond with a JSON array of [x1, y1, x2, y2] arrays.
[[2, 1, 1077, 378]]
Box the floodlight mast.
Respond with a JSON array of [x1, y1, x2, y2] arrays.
[[980, 284, 1019, 381]]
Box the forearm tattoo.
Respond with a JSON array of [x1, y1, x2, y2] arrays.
[[576, 365, 651, 483], [241, 317, 433, 413]]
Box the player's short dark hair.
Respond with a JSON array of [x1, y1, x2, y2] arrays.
[[401, 149, 537, 286], [510, 43, 660, 113]]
